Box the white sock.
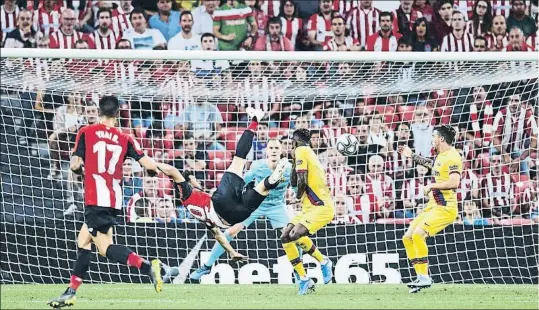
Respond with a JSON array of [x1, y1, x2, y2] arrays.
[[321, 257, 329, 265], [300, 276, 309, 281]]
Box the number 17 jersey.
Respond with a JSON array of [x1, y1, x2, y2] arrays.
[[73, 123, 145, 209]]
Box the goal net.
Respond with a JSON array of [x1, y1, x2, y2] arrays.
[[1, 49, 538, 285]]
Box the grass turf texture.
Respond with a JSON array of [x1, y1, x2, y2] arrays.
[[1, 284, 537, 309]]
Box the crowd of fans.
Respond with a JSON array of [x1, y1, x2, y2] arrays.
[[0, 0, 538, 227]]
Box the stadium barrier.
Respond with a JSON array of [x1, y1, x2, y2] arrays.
[[2, 222, 537, 285]]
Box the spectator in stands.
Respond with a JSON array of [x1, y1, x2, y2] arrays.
[[348, 122, 383, 174], [481, 154, 515, 220], [213, 0, 257, 51], [389, 122, 414, 183], [493, 94, 537, 174], [168, 11, 201, 50], [310, 129, 326, 154], [87, 8, 121, 50], [507, 0, 537, 37], [154, 197, 178, 223], [32, 0, 62, 37], [123, 159, 143, 206], [364, 154, 395, 218], [399, 164, 430, 218], [47, 92, 85, 179], [440, 11, 474, 52], [112, 0, 134, 36], [346, 0, 381, 50], [366, 11, 402, 51], [0, 0, 19, 41], [323, 15, 360, 51], [503, 26, 534, 51], [410, 105, 433, 157], [461, 86, 494, 150], [473, 36, 488, 51], [432, 0, 453, 43], [326, 148, 353, 196], [526, 18, 538, 50], [193, 0, 218, 35], [123, 8, 166, 50], [280, 135, 294, 160], [3, 9, 36, 48], [487, 15, 509, 51], [248, 121, 270, 160], [254, 16, 294, 51], [173, 131, 208, 182], [132, 0, 160, 16], [290, 112, 322, 130], [190, 33, 231, 79], [149, 0, 182, 41], [462, 199, 490, 226], [74, 39, 89, 49], [466, 1, 493, 37], [246, 0, 268, 38], [413, 0, 434, 22], [127, 174, 164, 222], [411, 17, 438, 51], [50, 9, 84, 49], [306, 0, 335, 51], [321, 105, 348, 149], [332, 193, 360, 224], [279, 0, 304, 49], [393, 0, 423, 38], [116, 38, 132, 49], [367, 111, 389, 150], [131, 198, 155, 223], [458, 161, 480, 203]]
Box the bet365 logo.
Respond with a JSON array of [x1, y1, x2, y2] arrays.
[[197, 253, 401, 284]]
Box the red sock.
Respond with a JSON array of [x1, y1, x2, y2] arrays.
[[69, 275, 82, 290], [248, 121, 258, 131], [127, 252, 144, 269]]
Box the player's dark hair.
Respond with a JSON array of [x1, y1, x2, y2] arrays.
[[99, 95, 120, 118], [434, 125, 457, 145], [292, 128, 311, 145], [97, 7, 112, 19]]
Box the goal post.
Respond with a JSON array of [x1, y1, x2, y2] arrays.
[[0, 49, 537, 285]]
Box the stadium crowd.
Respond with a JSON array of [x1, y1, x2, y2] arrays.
[[0, 0, 538, 227]]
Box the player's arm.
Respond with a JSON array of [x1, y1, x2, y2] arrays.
[[70, 129, 86, 175], [294, 148, 308, 200], [156, 162, 186, 183], [126, 137, 158, 174], [426, 159, 463, 193], [398, 145, 433, 169], [208, 225, 247, 262]]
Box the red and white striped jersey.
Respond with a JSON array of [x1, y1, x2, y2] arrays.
[[483, 32, 509, 51], [454, 0, 513, 19], [236, 76, 281, 112], [259, 0, 280, 17], [527, 34, 538, 51], [481, 172, 513, 208], [104, 60, 141, 82], [346, 7, 380, 48], [401, 176, 431, 202], [502, 42, 534, 51], [307, 12, 334, 43], [366, 31, 402, 51], [457, 169, 479, 201], [469, 100, 494, 146], [364, 174, 395, 208], [332, 214, 362, 224], [87, 29, 120, 49], [494, 107, 537, 153], [49, 29, 84, 49], [392, 7, 422, 35], [1, 5, 19, 37], [327, 165, 353, 197], [351, 193, 379, 223], [112, 5, 133, 36], [73, 123, 145, 209], [440, 32, 474, 52], [280, 17, 302, 47], [322, 125, 350, 149], [387, 150, 413, 179], [465, 20, 488, 37], [332, 0, 359, 18], [323, 36, 359, 51], [61, 0, 94, 22], [33, 5, 62, 36]]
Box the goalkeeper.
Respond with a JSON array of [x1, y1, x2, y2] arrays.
[[189, 138, 294, 281], [398, 125, 463, 294]]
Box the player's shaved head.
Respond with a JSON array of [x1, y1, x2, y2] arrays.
[[99, 95, 120, 118]]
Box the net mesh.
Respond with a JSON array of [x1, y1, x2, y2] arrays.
[[1, 53, 538, 285]]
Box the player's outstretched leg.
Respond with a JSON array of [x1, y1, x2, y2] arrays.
[[48, 227, 93, 308], [281, 224, 316, 295], [227, 107, 265, 177]]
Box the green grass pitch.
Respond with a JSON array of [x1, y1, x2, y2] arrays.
[[1, 284, 537, 309]]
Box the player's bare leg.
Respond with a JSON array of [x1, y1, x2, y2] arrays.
[[91, 228, 163, 293]]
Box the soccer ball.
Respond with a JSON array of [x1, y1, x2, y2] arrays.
[[336, 134, 359, 156]]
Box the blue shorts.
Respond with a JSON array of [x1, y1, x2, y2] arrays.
[[241, 206, 289, 229]]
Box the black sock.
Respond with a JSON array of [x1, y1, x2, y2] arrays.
[[72, 248, 93, 278], [105, 244, 132, 265], [139, 260, 152, 274], [235, 130, 255, 159]]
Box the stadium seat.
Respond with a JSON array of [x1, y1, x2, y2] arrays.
[[398, 105, 416, 122]]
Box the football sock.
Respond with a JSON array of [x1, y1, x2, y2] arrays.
[[235, 130, 255, 159], [412, 233, 429, 276], [297, 237, 325, 263], [248, 120, 258, 131], [106, 244, 152, 274], [283, 242, 306, 278], [402, 236, 417, 270], [205, 231, 234, 267], [69, 248, 93, 290]]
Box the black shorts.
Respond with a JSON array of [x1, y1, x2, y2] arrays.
[[84, 206, 121, 237], [211, 172, 266, 225]]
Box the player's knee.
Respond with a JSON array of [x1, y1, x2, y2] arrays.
[[228, 224, 244, 237], [402, 235, 412, 245], [280, 232, 292, 244], [412, 227, 428, 238], [97, 244, 109, 257], [288, 230, 304, 242]]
